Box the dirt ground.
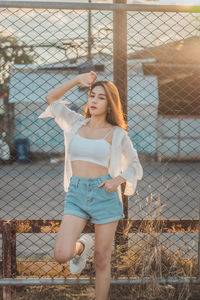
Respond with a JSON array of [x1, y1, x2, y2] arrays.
[[1, 282, 200, 300]]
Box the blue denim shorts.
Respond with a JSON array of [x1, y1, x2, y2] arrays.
[[64, 173, 124, 224]]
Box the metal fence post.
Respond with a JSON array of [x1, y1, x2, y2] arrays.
[[2, 221, 12, 300], [2, 220, 17, 300], [198, 196, 200, 278], [113, 0, 128, 252]]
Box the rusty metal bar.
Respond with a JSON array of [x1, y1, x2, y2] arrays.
[[10, 221, 17, 277], [0, 1, 199, 13], [1, 220, 17, 274], [117, 219, 199, 233], [198, 194, 200, 278], [0, 219, 198, 233], [2, 221, 12, 300]]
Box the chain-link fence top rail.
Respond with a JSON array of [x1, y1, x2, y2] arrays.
[[0, 2, 200, 282]]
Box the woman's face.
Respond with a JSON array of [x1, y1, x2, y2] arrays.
[[88, 85, 108, 116]]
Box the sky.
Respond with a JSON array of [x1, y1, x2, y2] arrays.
[[0, 0, 200, 5]]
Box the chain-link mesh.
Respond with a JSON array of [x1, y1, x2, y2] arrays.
[[0, 1, 199, 292]]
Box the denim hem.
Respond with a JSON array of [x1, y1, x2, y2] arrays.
[[63, 209, 89, 221], [91, 215, 124, 224]]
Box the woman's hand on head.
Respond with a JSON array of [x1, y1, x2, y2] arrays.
[[76, 71, 97, 87]]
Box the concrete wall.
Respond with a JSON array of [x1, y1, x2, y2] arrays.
[[157, 116, 200, 160]]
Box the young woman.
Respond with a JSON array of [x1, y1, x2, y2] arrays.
[[38, 71, 143, 300]]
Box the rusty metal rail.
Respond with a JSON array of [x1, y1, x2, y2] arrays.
[[0, 219, 199, 234], [0, 219, 199, 283]]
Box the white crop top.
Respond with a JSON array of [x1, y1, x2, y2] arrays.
[[70, 128, 113, 168]]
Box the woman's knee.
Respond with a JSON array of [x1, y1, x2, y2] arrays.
[[54, 246, 74, 264], [94, 249, 111, 270]]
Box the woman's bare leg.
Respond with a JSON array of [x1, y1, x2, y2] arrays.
[[94, 221, 119, 300], [54, 214, 88, 263]]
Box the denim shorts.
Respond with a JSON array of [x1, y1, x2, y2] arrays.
[[64, 173, 124, 224]]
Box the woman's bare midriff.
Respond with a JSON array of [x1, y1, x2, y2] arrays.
[[71, 161, 109, 178]]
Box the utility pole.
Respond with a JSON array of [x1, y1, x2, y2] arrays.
[[88, 0, 93, 61]]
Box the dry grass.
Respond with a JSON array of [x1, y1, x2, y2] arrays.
[[109, 236, 197, 300], [111, 227, 197, 279]]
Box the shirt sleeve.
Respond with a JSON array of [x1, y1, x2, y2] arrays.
[[120, 132, 143, 183], [37, 99, 85, 131]]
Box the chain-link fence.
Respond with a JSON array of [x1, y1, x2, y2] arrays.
[[0, 1, 200, 299]]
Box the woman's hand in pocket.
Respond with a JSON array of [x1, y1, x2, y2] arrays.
[[98, 176, 126, 192]]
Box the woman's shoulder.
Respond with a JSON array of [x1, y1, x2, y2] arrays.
[[114, 125, 127, 134], [112, 126, 127, 145]]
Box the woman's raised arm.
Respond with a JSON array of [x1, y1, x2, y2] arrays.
[[38, 71, 97, 131], [46, 71, 97, 104]]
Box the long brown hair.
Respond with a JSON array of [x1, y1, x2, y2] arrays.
[[84, 80, 127, 130]]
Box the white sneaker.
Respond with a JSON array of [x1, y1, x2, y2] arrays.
[[69, 234, 94, 274]]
